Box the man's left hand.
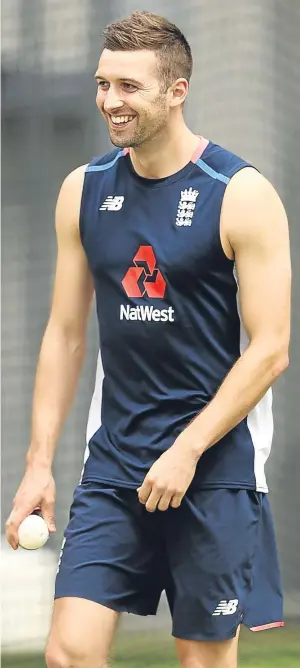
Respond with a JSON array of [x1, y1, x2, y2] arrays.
[[137, 438, 199, 512]]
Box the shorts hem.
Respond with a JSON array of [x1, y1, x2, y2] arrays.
[[54, 592, 158, 617], [171, 619, 284, 642], [249, 621, 285, 632]]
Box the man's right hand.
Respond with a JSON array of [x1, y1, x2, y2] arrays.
[[5, 465, 56, 550]]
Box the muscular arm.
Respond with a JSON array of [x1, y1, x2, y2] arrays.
[[27, 165, 94, 468], [181, 167, 291, 455]]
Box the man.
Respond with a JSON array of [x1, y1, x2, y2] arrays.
[[6, 10, 291, 668]]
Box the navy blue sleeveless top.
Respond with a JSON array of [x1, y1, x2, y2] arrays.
[[79, 139, 273, 492]]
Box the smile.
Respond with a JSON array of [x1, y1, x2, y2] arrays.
[[110, 115, 135, 128]]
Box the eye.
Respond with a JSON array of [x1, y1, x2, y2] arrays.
[[121, 82, 137, 92], [97, 80, 109, 90]]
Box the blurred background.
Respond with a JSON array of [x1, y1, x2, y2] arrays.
[[1, 0, 300, 666]]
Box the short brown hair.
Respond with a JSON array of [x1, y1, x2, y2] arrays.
[[102, 11, 193, 89]]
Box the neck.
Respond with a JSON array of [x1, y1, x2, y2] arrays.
[[129, 120, 201, 179]]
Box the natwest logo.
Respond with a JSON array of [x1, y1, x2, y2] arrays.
[[120, 304, 175, 322], [120, 246, 175, 323], [122, 246, 166, 298]]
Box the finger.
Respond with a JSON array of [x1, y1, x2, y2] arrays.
[[137, 479, 153, 505], [6, 507, 32, 548], [5, 507, 29, 549], [158, 491, 174, 512], [5, 516, 19, 550], [170, 493, 183, 509], [145, 488, 163, 513], [41, 500, 56, 533]]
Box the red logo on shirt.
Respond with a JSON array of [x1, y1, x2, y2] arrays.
[[122, 246, 166, 298]]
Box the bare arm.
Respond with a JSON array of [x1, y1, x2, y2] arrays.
[[138, 167, 291, 512], [28, 165, 94, 467], [6, 164, 94, 547], [180, 167, 291, 454]]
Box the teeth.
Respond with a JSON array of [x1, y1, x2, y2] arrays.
[[111, 115, 134, 124]]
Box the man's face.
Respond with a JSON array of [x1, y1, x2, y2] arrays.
[[95, 49, 170, 148]]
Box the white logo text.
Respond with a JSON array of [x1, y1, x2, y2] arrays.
[[120, 304, 175, 322]]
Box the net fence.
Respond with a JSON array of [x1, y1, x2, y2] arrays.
[[1, 0, 300, 654]]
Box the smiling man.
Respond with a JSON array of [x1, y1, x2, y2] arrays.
[[6, 10, 291, 668]]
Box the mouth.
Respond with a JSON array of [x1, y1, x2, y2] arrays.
[[109, 114, 136, 129]]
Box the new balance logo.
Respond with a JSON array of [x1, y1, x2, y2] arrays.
[[212, 599, 239, 616], [99, 195, 124, 211]]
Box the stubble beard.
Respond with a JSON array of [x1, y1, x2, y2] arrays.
[[109, 95, 168, 149]]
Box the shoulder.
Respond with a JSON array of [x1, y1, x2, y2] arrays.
[[55, 164, 88, 239], [85, 148, 126, 173], [56, 164, 88, 217], [60, 163, 88, 191], [197, 141, 251, 183], [223, 167, 286, 228], [60, 147, 125, 195], [55, 148, 126, 235], [221, 167, 288, 249]]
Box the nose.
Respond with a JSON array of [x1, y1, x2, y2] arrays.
[[103, 87, 124, 114]]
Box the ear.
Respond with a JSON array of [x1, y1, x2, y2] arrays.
[[169, 78, 189, 107]]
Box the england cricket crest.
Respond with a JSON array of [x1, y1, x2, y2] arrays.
[[175, 187, 199, 227]]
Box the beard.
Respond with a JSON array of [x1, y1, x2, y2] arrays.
[[108, 95, 169, 149]]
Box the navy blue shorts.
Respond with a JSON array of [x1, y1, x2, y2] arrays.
[[55, 483, 284, 641]]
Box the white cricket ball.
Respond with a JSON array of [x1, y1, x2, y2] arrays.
[[18, 514, 49, 550]]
